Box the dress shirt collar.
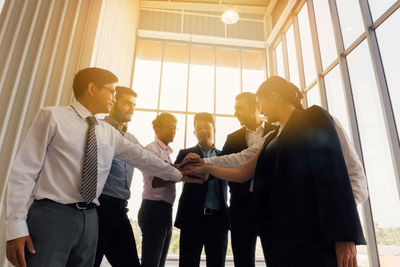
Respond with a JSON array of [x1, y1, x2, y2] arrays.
[[155, 138, 173, 154], [245, 121, 264, 135], [198, 143, 215, 155], [71, 100, 98, 124], [103, 116, 127, 134]]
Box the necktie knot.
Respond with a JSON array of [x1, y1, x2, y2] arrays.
[[86, 116, 96, 126]]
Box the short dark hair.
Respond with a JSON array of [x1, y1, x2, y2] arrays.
[[194, 112, 214, 127], [256, 76, 304, 110], [115, 86, 137, 100], [152, 112, 177, 129], [236, 92, 260, 110], [73, 67, 118, 98]]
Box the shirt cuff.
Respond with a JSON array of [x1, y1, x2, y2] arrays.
[[203, 158, 213, 166], [6, 221, 30, 241]]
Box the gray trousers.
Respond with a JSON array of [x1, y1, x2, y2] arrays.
[[26, 199, 98, 267]]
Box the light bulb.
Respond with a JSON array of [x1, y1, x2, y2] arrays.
[[221, 9, 239, 24]]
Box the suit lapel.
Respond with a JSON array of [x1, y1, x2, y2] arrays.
[[263, 121, 279, 136], [193, 145, 204, 158], [236, 127, 248, 149]]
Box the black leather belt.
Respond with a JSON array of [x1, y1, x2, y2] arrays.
[[99, 194, 128, 208], [66, 202, 97, 210], [37, 199, 96, 210], [203, 208, 219, 216]]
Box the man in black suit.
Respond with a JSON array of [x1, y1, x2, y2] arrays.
[[221, 92, 277, 267], [174, 112, 229, 267]]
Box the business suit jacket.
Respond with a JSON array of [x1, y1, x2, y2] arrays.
[[254, 106, 366, 248], [174, 145, 229, 230], [222, 123, 278, 228]]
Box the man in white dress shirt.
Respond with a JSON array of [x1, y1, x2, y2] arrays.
[[5, 67, 188, 267]]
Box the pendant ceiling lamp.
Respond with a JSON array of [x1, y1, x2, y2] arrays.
[[221, 9, 239, 24]]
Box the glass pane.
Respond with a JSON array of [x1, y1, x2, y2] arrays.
[[159, 44, 189, 111], [376, 10, 400, 141], [216, 48, 240, 115], [286, 25, 300, 87], [313, 0, 338, 69], [275, 42, 285, 78], [127, 110, 157, 147], [168, 113, 185, 163], [126, 111, 157, 222], [325, 66, 351, 137], [368, 0, 397, 21], [242, 51, 266, 93], [185, 114, 197, 148], [347, 41, 400, 263], [188, 46, 214, 113], [132, 41, 162, 109], [298, 3, 317, 86], [336, 0, 365, 49], [306, 84, 321, 107], [215, 116, 241, 148]]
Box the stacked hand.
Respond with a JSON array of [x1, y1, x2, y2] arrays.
[[177, 153, 211, 181], [176, 154, 206, 184], [152, 153, 210, 187]]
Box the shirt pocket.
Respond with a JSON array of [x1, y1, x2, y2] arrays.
[[98, 142, 115, 172]]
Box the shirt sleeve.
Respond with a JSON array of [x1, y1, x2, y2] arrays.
[[203, 145, 259, 168], [333, 117, 369, 205], [114, 136, 182, 182], [141, 143, 161, 182], [6, 108, 56, 241]]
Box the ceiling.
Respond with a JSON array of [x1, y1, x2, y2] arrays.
[[140, 0, 274, 14], [142, 0, 271, 7]]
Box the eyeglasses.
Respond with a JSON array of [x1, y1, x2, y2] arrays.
[[102, 85, 116, 97], [163, 126, 179, 131]]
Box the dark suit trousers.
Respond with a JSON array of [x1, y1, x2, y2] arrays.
[[230, 221, 258, 267], [230, 191, 258, 267], [94, 197, 140, 267], [179, 215, 228, 267], [260, 235, 337, 267], [138, 199, 172, 267]]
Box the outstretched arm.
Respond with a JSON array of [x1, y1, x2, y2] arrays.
[[185, 144, 263, 183]]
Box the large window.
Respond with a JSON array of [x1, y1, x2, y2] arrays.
[[129, 39, 266, 257], [347, 42, 400, 250], [272, 1, 400, 265]]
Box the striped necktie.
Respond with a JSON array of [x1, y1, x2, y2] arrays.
[[81, 116, 97, 203]]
